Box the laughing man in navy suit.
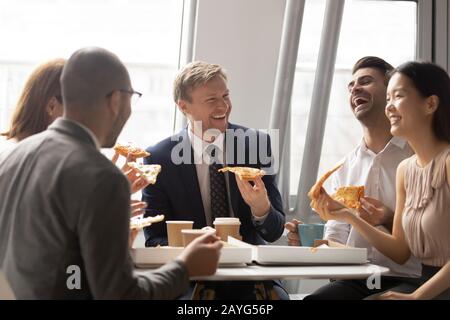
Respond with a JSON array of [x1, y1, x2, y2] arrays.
[[142, 61, 287, 299]]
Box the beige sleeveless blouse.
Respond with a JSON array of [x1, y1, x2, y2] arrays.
[[402, 147, 450, 267]]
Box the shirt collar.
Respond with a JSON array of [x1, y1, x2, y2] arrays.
[[359, 136, 408, 155], [64, 118, 101, 150], [389, 136, 408, 149], [187, 123, 225, 162]]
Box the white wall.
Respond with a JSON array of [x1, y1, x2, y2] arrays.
[[194, 0, 286, 130], [448, 0, 450, 72]]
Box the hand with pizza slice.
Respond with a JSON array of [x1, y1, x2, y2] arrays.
[[307, 163, 362, 222], [218, 166, 265, 180], [129, 214, 165, 248], [130, 199, 147, 218], [313, 189, 353, 222], [127, 162, 161, 185], [308, 164, 393, 227], [111, 142, 153, 194], [219, 166, 271, 217]]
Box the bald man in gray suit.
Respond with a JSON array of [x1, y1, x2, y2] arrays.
[[0, 47, 222, 299]]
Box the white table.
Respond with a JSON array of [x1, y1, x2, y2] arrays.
[[136, 263, 389, 281]]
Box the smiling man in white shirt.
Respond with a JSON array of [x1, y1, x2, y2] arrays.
[[286, 56, 422, 299]]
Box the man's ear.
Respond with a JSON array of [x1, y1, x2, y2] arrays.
[[106, 91, 121, 117], [177, 99, 188, 115], [425, 95, 439, 115]]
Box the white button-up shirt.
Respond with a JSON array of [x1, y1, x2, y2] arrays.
[[188, 126, 234, 226], [324, 136, 421, 277]]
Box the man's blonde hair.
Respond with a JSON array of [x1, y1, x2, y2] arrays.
[[173, 61, 227, 103]]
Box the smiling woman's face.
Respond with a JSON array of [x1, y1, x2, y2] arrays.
[[385, 72, 430, 138]]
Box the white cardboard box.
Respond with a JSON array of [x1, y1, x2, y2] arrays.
[[131, 245, 253, 268], [228, 238, 367, 265], [132, 238, 367, 268]]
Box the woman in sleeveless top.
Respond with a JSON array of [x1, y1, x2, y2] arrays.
[[313, 61, 450, 300]]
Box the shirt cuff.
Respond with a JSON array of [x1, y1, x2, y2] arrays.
[[251, 209, 269, 225]]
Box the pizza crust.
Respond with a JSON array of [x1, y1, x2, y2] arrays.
[[218, 166, 266, 180], [130, 214, 165, 230], [308, 163, 343, 200], [114, 142, 150, 158]]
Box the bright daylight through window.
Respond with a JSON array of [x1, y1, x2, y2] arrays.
[[0, 0, 183, 148], [290, 0, 417, 194]]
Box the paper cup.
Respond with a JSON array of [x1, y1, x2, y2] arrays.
[[181, 228, 216, 246], [166, 221, 194, 247], [213, 218, 241, 241]]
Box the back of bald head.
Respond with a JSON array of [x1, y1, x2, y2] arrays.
[[61, 47, 130, 110]]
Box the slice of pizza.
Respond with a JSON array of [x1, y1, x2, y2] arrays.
[[130, 214, 165, 230], [218, 166, 265, 180], [114, 142, 150, 158], [127, 162, 162, 184], [331, 186, 365, 209], [308, 163, 343, 201]]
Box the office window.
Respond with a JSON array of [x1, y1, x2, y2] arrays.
[[0, 0, 183, 148], [290, 0, 416, 194]]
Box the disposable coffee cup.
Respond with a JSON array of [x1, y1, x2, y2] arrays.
[[181, 228, 216, 246], [166, 221, 194, 247], [213, 217, 241, 241]]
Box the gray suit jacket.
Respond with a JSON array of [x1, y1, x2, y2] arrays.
[[0, 118, 189, 299]]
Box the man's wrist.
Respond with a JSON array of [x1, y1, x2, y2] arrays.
[[251, 200, 271, 217]]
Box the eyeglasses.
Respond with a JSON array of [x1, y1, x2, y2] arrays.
[[106, 89, 143, 106]]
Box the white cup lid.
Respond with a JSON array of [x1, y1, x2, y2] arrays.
[[166, 220, 194, 224], [181, 229, 212, 234], [213, 218, 241, 225]]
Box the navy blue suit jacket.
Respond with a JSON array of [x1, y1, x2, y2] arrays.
[[142, 123, 285, 247]]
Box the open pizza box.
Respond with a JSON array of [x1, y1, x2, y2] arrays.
[[227, 237, 368, 266], [131, 241, 253, 268]]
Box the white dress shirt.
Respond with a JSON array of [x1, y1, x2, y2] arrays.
[[188, 126, 234, 226], [324, 136, 421, 277]]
